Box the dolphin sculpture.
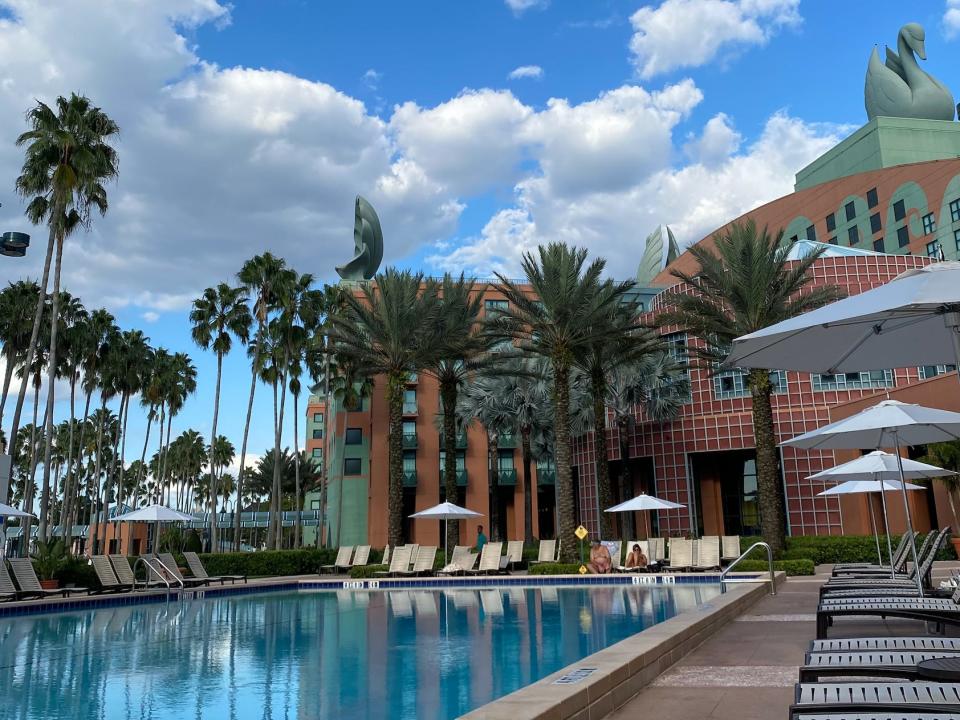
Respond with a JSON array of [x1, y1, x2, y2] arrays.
[[336, 196, 384, 281]]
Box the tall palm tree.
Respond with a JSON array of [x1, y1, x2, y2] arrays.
[[493, 243, 636, 561], [234, 252, 289, 550], [662, 220, 843, 552], [190, 283, 252, 553], [329, 269, 440, 548], [0, 280, 40, 431], [160, 352, 197, 497], [12, 94, 119, 537]]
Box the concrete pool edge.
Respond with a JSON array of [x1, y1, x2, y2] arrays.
[[459, 573, 784, 720]]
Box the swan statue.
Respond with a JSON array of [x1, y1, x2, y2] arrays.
[[865, 22, 955, 121], [336, 195, 384, 281]]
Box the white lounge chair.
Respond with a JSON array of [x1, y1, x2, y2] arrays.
[[320, 546, 353, 574], [666, 538, 693, 572], [694, 536, 721, 571], [502, 540, 524, 571], [398, 546, 437, 576], [530, 539, 555, 565], [374, 545, 413, 577], [468, 542, 503, 575], [721, 535, 741, 563], [647, 538, 665, 563]]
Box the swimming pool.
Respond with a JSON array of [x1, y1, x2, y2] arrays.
[[0, 583, 721, 719]]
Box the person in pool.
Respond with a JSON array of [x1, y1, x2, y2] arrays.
[[475, 524, 488, 552], [588, 539, 612, 574]]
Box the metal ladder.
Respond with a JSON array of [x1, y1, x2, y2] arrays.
[[133, 556, 184, 601], [720, 541, 777, 595]]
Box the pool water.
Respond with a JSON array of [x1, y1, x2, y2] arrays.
[[0, 584, 720, 719]]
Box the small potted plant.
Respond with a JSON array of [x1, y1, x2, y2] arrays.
[[31, 539, 67, 590]]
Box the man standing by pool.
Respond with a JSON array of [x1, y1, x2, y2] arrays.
[[475, 525, 487, 552]]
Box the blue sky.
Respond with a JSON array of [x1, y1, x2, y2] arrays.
[[1, 0, 959, 471]]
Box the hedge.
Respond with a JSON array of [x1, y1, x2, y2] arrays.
[[735, 559, 814, 576], [348, 564, 388, 579], [528, 563, 583, 575], [196, 548, 339, 577], [738, 534, 956, 565]]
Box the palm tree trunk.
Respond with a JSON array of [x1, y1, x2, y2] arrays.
[[591, 371, 614, 539], [273, 365, 289, 550], [521, 426, 534, 544], [267, 381, 281, 550], [440, 380, 459, 555], [318, 343, 331, 548], [135, 409, 154, 508], [0, 350, 16, 433], [387, 371, 405, 548], [100, 393, 128, 552], [554, 357, 577, 563], [39, 235, 65, 542], [67, 389, 92, 533], [160, 411, 173, 497], [209, 352, 223, 553], [5, 219, 55, 505], [616, 415, 636, 540], [488, 432, 501, 542], [59, 376, 78, 549], [748, 369, 786, 554], [293, 390, 302, 549], [19, 381, 42, 549], [233, 355, 260, 551], [89, 395, 107, 552]]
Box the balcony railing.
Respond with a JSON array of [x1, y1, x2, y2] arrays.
[[498, 432, 517, 448], [402, 432, 417, 449], [497, 469, 518, 486], [456, 430, 467, 448], [406, 372, 418, 384], [439, 469, 468, 487], [537, 468, 556, 486], [403, 470, 418, 487]]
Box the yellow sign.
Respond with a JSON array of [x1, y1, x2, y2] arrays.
[[574, 525, 588, 540], [578, 564, 587, 575]]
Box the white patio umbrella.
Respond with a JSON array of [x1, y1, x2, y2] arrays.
[[724, 262, 960, 374], [0, 502, 36, 518], [604, 493, 686, 539], [811, 450, 952, 568], [409, 502, 484, 563], [783, 400, 960, 593], [112, 503, 196, 552]]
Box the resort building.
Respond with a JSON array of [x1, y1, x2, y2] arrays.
[[317, 116, 960, 546]]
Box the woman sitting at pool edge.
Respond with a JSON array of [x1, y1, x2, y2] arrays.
[[588, 540, 612, 574]]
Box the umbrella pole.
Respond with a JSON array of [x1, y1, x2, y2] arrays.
[[892, 432, 923, 596], [867, 492, 881, 566], [877, 478, 894, 578]]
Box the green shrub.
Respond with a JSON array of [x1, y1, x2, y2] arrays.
[[196, 548, 339, 577], [349, 564, 387, 579], [57, 555, 99, 589], [31, 539, 68, 580], [735, 559, 814, 576], [182, 530, 203, 553], [528, 563, 583, 575]]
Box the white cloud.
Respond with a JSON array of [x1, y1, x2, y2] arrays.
[[629, 0, 801, 78], [684, 112, 741, 166], [142, 311, 160, 323], [946, 0, 960, 39], [508, 65, 544, 80], [505, 0, 547, 15], [362, 68, 381, 89]]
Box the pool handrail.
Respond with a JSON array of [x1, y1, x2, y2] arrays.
[[720, 541, 776, 595]]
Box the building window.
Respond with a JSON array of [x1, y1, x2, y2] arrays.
[[402, 451, 416, 474], [811, 370, 894, 391], [847, 226, 859, 245], [828, 236, 837, 245], [844, 201, 856, 222], [826, 213, 836, 232], [893, 199, 906, 221], [955, 228, 960, 250], [867, 187, 878, 208], [344, 457, 362, 475], [403, 388, 417, 414], [312, 448, 323, 459], [951, 198, 960, 223], [873, 238, 884, 253], [919, 365, 957, 380], [922, 212, 936, 235], [663, 332, 688, 369], [805, 225, 816, 242], [897, 225, 910, 247], [345, 428, 362, 445], [870, 213, 882, 234], [927, 241, 940, 258], [713, 369, 786, 399], [789, 235, 798, 243], [484, 299, 508, 315], [312, 428, 323, 439], [497, 450, 515, 472], [313, 413, 324, 423], [439, 450, 466, 472]]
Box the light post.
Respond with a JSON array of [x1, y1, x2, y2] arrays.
[[0, 231, 29, 257]]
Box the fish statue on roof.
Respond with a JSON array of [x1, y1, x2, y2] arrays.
[[336, 196, 384, 281]]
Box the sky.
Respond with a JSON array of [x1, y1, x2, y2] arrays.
[[1, 0, 959, 470]]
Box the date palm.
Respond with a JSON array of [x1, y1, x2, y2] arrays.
[[493, 243, 636, 561], [0, 281, 41, 431], [329, 269, 440, 547], [11, 94, 119, 542], [662, 220, 843, 552], [190, 282, 251, 552]]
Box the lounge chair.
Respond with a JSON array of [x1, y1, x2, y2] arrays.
[[89, 556, 129, 594], [721, 535, 740, 563], [8, 558, 87, 598], [800, 648, 960, 681], [374, 545, 413, 578], [184, 552, 246, 584], [156, 553, 209, 588], [320, 546, 354, 574], [0, 562, 24, 601], [816, 584, 960, 639], [502, 540, 524, 571], [108, 555, 166, 590], [398, 546, 437, 576], [529, 539, 556, 566], [831, 530, 934, 578], [648, 538, 665, 564], [833, 531, 914, 575], [810, 637, 960, 653], [437, 545, 477, 575], [789, 682, 960, 720], [694, 536, 721, 571], [468, 542, 504, 575], [602, 541, 623, 572], [665, 538, 693, 572], [352, 545, 371, 568], [382, 545, 391, 565]]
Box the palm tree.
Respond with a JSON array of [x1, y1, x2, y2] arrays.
[[0, 280, 40, 430], [234, 252, 289, 550], [160, 352, 198, 497], [190, 283, 252, 553], [12, 94, 119, 539], [917, 441, 960, 530], [420, 274, 494, 553], [662, 220, 843, 552], [329, 269, 440, 548], [492, 243, 636, 561]]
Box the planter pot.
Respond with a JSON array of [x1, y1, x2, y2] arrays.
[[951, 538, 960, 559], [39, 579, 59, 590]]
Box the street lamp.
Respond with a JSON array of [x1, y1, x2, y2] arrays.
[[0, 231, 29, 257]]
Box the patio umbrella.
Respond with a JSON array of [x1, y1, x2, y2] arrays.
[[811, 450, 952, 567], [0, 502, 36, 518], [723, 262, 960, 374], [604, 493, 685, 539], [112, 504, 196, 552], [409, 502, 484, 563], [783, 400, 960, 593]]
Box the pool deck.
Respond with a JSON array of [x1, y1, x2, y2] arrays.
[[607, 562, 960, 720]]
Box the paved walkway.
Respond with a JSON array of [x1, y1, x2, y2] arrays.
[[608, 563, 960, 720]]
